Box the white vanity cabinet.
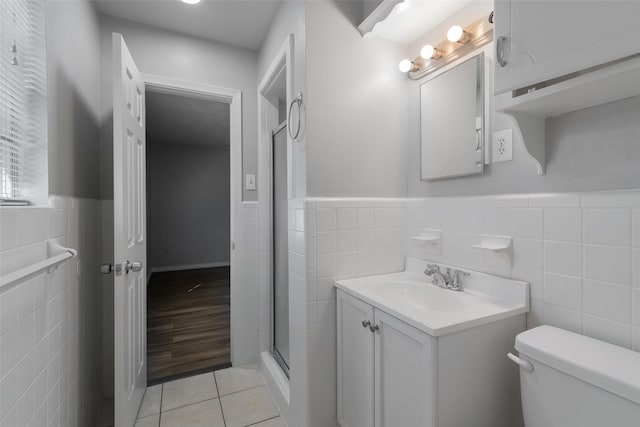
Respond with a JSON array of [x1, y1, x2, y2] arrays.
[[494, 0, 640, 94], [337, 290, 435, 427], [337, 287, 526, 427]]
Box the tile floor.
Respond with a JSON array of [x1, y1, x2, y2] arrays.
[[135, 365, 284, 427]]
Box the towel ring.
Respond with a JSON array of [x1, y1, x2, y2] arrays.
[[288, 92, 303, 140]]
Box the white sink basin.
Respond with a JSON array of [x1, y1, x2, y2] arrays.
[[335, 257, 529, 337], [374, 281, 468, 312]]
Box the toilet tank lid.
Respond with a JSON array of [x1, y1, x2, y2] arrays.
[[515, 326, 640, 405]]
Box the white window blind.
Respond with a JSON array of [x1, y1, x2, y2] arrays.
[[0, 0, 47, 205]]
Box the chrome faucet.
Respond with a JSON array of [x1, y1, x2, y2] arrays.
[[424, 264, 449, 288], [424, 264, 469, 292]]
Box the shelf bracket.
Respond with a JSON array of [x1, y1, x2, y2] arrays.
[[506, 111, 546, 175]]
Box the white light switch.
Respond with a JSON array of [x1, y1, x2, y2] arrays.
[[492, 129, 513, 163], [245, 174, 256, 191]]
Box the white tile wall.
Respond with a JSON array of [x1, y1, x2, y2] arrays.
[[302, 198, 407, 427], [232, 202, 260, 366], [284, 191, 640, 427], [0, 197, 104, 427], [407, 190, 640, 351]]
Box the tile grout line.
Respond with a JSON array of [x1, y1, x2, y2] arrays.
[[158, 384, 164, 427], [245, 415, 280, 427], [219, 383, 267, 398], [161, 397, 220, 416], [214, 372, 229, 427]]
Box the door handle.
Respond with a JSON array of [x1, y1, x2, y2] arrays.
[[497, 36, 508, 67], [124, 261, 143, 274], [362, 320, 371, 329], [101, 263, 113, 274]]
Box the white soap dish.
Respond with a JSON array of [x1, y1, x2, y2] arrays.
[[411, 229, 441, 245], [470, 235, 512, 252]]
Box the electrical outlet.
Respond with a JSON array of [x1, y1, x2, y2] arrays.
[[492, 129, 513, 163]]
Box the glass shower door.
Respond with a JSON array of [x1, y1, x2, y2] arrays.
[[272, 123, 289, 375]]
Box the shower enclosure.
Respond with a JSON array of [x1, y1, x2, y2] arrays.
[[271, 122, 289, 376]]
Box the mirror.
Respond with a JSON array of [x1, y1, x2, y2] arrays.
[[420, 53, 484, 180]]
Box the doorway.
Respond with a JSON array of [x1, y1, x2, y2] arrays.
[[143, 83, 235, 385], [111, 35, 244, 424]]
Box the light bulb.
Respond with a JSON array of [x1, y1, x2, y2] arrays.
[[398, 59, 415, 73], [447, 25, 470, 44], [420, 44, 441, 60], [181, 0, 201, 4]]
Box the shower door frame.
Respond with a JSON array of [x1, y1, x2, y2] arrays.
[[257, 33, 295, 388], [270, 120, 290, 377]]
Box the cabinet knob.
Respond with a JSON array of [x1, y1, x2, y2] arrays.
[[369, 324, 379, 333], [362, 320, 371, 328]]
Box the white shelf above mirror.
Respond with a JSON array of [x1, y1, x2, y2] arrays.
[[358, 0, 473, 43]]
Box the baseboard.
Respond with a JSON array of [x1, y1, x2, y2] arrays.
[[150, 262, 230, 275]]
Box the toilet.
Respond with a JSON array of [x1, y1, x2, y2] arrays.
[[509, 325, 640, 427]]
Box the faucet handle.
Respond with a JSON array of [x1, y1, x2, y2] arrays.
[[424, 264, 440, 275], [452, 269, 470, 285]]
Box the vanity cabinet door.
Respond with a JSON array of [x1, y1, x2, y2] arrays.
[[374, 310, 436, 427], [494, 0, 640, 94], [337, 290, 375, 427]]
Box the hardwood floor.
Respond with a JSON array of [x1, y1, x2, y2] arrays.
[[147, 267, 230, 384]]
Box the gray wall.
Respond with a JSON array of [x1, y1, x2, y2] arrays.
[[47, 0, 102, 198], [305, 0, 409, 197], [147, 143, 230, 270], [45, 0, 105, 423], [98, 15, 258, 201]]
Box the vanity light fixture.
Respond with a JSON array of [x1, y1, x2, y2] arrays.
[[181, 0, 201, 4], [399, 59, 420, 73], [447, 25, 471, 44], [420, 44, 442, 60], [400, 13, 494, 79]]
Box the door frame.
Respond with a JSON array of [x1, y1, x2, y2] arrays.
[[140, 73, 242, 365]]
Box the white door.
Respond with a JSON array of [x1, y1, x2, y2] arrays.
[[374, 310, 435, 427], [113, 33, 147, 427], [337, 290, 375, 427], [494, 0, 640, 94]]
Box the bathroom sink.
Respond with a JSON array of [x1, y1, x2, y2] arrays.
[[374, 281, 468, 312], [335, 257, 529, 337]]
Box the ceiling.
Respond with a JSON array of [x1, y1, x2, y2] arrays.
[[146, 91, 230, 148], [94, 0, 281, 51]]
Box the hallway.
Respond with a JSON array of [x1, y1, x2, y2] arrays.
[[147, 267, 231, 383]]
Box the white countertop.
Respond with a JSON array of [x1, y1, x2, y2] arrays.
[[335, 258, 529, 337]]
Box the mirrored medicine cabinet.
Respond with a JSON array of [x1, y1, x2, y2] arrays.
[[420, 53, 485, 181]]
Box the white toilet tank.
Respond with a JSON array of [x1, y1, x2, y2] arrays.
[[512, 326, 640, 427]]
